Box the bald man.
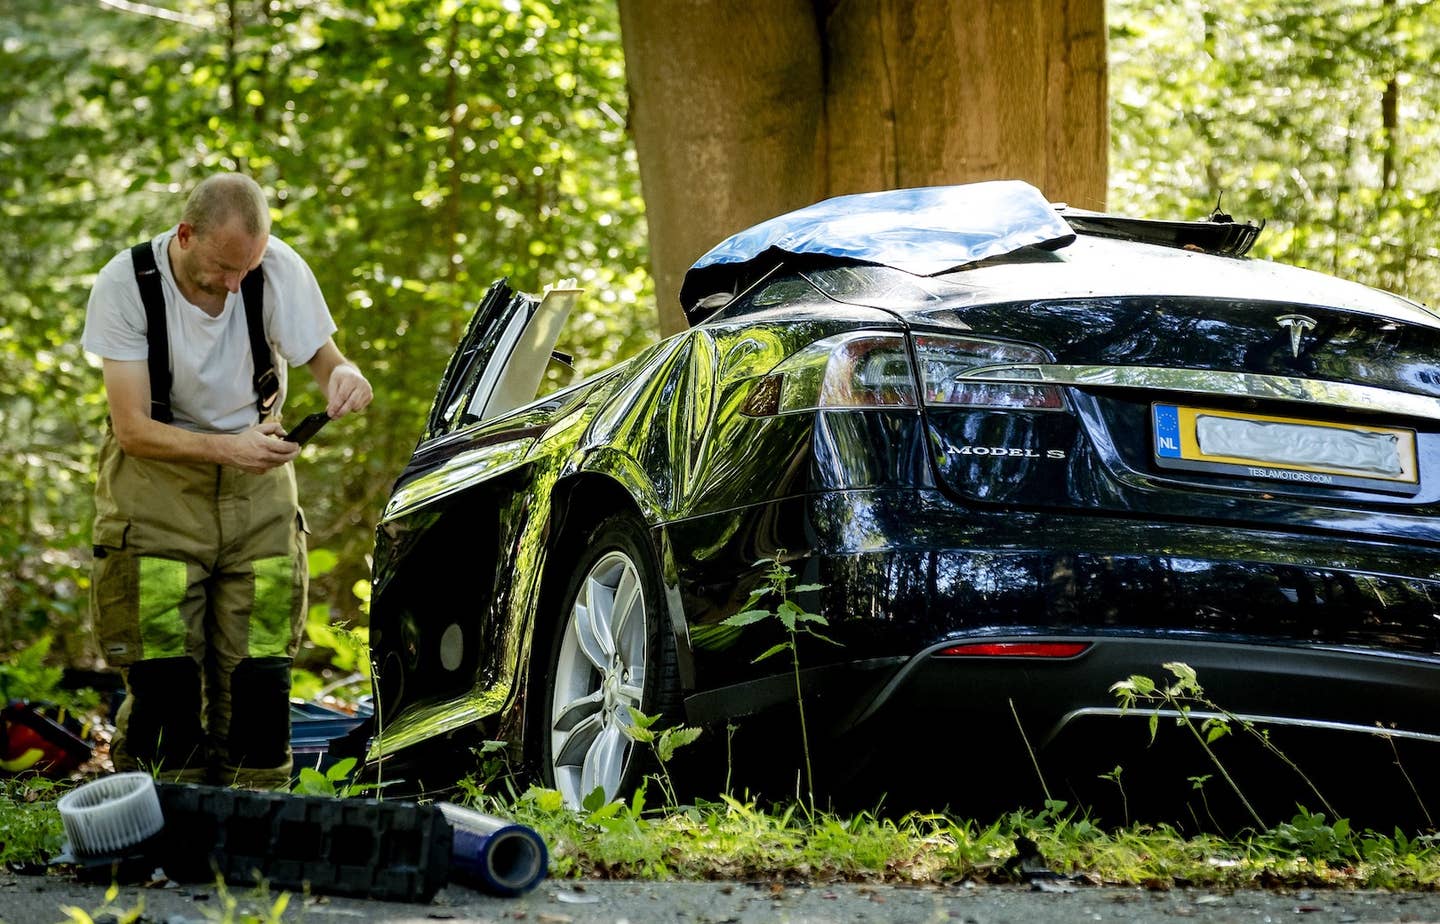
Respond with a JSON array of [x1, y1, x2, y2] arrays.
[[83, 173, 371, 788]]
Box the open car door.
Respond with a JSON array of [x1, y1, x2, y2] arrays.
[[420, 280, 582, 444]]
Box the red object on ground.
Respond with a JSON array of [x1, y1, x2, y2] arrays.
[[0, 701, 92, 777]]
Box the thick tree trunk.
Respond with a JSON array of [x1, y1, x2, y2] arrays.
[[619, 0, 827, 335], [620, 0, 1108, 334]]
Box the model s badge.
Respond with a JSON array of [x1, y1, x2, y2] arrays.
[[950, 446, 1066, 459]]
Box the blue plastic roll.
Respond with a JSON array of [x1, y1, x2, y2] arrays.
[[438, 802, 548, 897]]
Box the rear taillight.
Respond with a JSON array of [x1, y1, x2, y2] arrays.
[[741, 330, 1064, 416], [741, 332, 916, 416], [913, 334, 1063, 410], [936, 641, 1090, 658]]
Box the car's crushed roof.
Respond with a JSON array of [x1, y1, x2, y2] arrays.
[[802, 235, 1440, 331], [680, 180, 1076, 322]]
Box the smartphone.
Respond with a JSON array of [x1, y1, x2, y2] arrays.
[[283, 411, 332, 446]]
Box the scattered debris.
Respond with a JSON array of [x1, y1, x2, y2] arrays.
[[554, 890, 601, 905], [46, 772, 550, 903], [441, 801, 548, 897], [0, 701, 93, 777]]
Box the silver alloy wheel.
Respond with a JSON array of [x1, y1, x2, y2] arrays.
[[550, 549, 648, 808]]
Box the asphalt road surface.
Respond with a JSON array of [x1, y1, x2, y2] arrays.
[[7, 873, 1440, 924]]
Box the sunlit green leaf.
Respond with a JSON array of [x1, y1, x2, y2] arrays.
[[581, 785, 609, 814], [752, 642, 791, 664], [721, 610, 770, 628], [658, 726, 702, 762], [326, 756, 358, 782]]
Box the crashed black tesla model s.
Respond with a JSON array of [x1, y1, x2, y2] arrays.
[[365, 181, 1440, 823]]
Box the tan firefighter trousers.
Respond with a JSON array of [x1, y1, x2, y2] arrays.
[[90, 425, 308, 789]]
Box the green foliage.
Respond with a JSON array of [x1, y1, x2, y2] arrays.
[[0, 635, 65, 705], [721, 553, 832, 808], [1112, 662, 1343, 833], [0, 635, 98, 716], [1098, 764, 1129, 828], [464, 784, 1440, 887], [623, 707, 703, 806], [625, 708, 703, 765], [296, 547, 372, 694], [723, 556, 831, 652], [470, 739, 519, 795], [303, 605, 370, 677], [290, 756, 381, 798], [6, 778, 1440, 889], [452, 739, 528, 808], [0, 778, 66, 866], [57, 884, 146, 924], [1259, 807, 1357, 865], [1109, 0, 1440, 308]]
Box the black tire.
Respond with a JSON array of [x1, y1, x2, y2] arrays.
[[536, 512, 681, 807]]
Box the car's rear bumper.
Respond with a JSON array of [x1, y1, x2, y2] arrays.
[[688, 630, 1440, 747], [673, 487, 1440, 687], [867, 634, 1440, 739], [693, 629, 1440, 825], [845, 633, 1440, 824], [673, 487, 1440, 822]]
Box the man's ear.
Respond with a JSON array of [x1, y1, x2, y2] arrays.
[[175, 222, 194, 249]]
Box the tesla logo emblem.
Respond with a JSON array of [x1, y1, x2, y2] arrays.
[[1275, 314, 1317, 358]]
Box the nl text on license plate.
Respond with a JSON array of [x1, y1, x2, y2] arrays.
[[1152, 404, 1418, 494]]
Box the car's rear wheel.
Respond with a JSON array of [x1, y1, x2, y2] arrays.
[[540, 514, 680, 808]]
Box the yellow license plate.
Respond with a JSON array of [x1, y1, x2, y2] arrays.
[[1152, 404, 1418, 492]]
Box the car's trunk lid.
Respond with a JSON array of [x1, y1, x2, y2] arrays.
[[805, 239, 1440, 541]]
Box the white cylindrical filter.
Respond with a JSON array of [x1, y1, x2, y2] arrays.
[[56, 772, 164, 857]]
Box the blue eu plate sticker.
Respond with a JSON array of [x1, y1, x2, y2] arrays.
[[1153, 405, 1182, 458]]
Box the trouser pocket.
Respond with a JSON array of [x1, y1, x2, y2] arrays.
[[92, 518, 142, 665]]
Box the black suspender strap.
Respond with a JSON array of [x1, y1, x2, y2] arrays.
[[240, 267, 278, 417], [129, 240, 277, 423], [129, 242, 173, 423]]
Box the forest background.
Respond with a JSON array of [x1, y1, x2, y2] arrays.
[[2, 0, 1437, 690]]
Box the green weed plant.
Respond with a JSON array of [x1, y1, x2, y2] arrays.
[[56, 883, 145, 924], [0, 634, 98, 716], [1111, 661, 1341, 830], [290, 756, 384, 799], [0, 777, 66, 866], [622, 708, 702, 808], [720, 553, 835, 808]]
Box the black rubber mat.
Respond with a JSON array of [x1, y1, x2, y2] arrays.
[[154, 782, 451, 902]]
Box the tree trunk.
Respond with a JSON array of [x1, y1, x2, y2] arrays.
[[1380, 0, 1400, 194], [620, 0, 1108, 334], [619, 0, 827, 335]]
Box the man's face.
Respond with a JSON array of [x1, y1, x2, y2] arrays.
[[174, 219, 268, 299]]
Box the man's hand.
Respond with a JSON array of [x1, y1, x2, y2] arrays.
[[226, 422, 302, 473], [105, 358, 295, 469], [326, 363, 373, 418], [306, 340, 373, 419]]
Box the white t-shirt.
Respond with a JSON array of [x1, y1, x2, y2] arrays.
[[83, 227, 338, 434]]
